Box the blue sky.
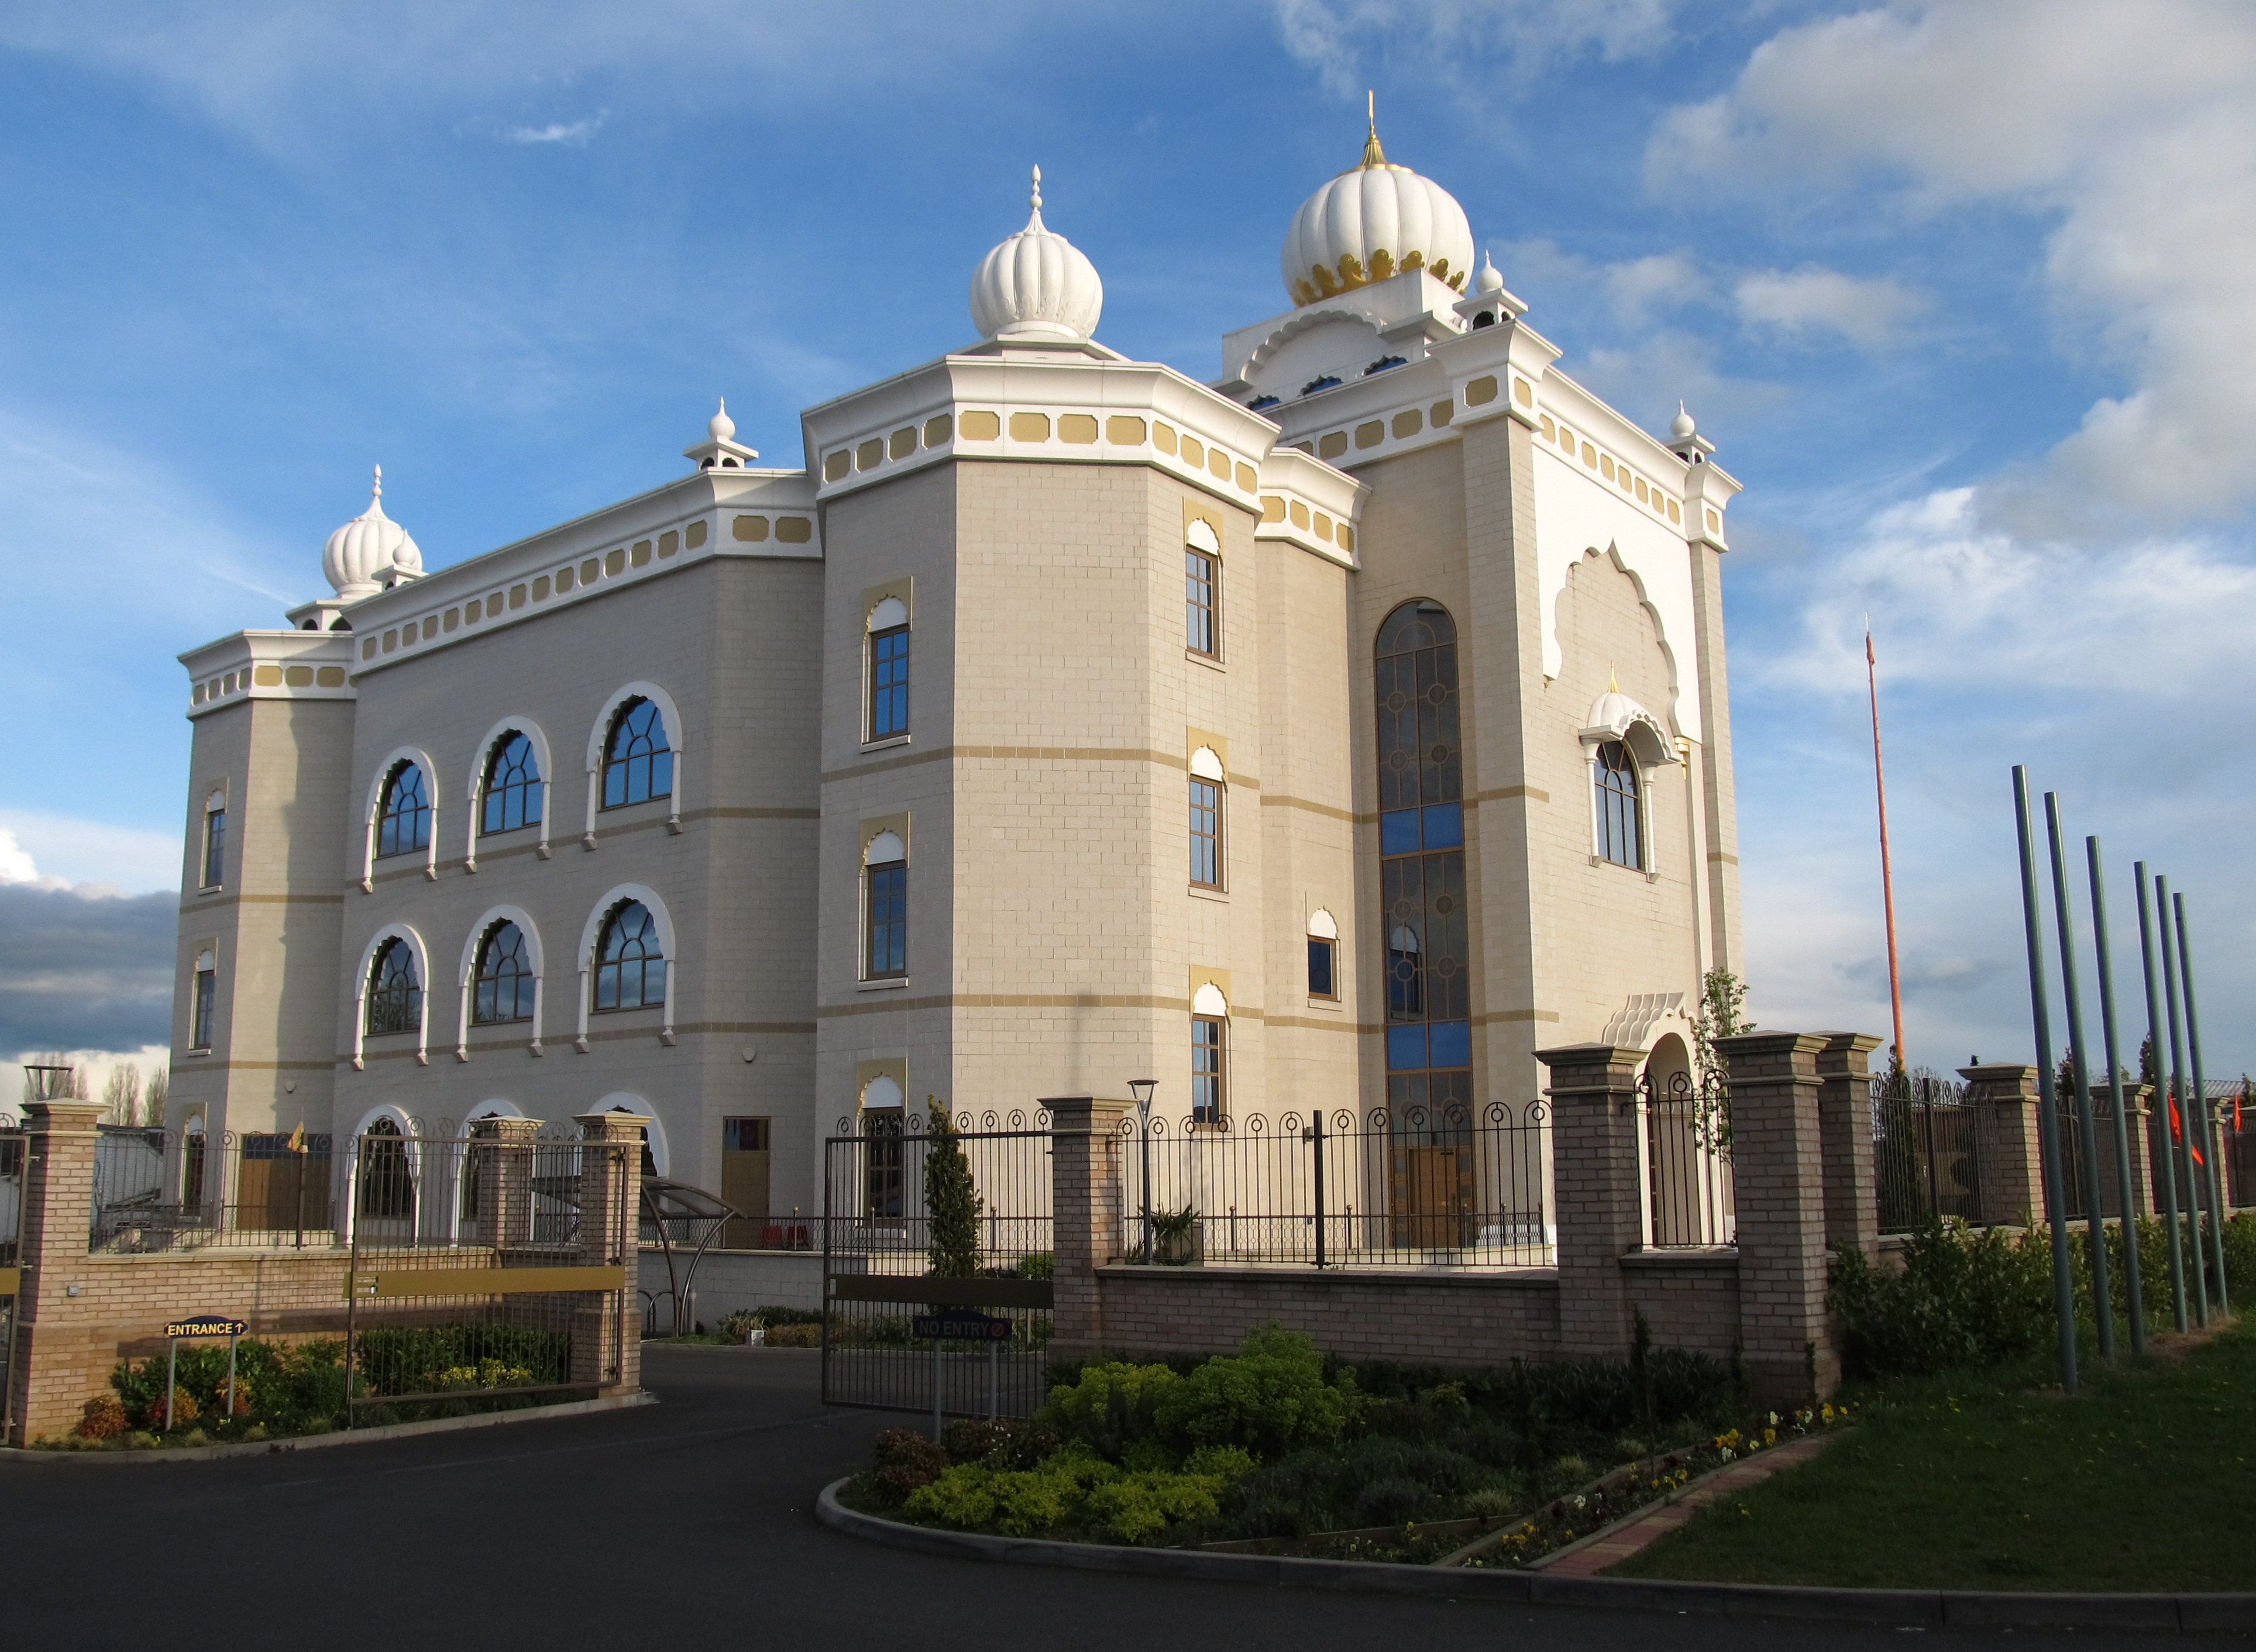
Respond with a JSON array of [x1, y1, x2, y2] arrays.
[[3, 0, 2252, 1096]]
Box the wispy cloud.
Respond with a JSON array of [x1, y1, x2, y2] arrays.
[[500, 112, 606, 146], [1735, 266, 1924, 350]]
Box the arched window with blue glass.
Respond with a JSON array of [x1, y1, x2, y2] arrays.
[[592, 900, 667, 1011], [472, 920, 537, 1024], [1373, 600, 1472, 1122], [482, 732, 543, 835], [602, 698, 673, 809], [376, 761, 432, 859]]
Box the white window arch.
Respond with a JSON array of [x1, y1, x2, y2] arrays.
[[465, 715, 553, 869], [1186, 518, 1220, 555], [455, 904, 545, 1061], [867, 596, 908, 631], [574, 883, 678, 1051], [1577, 687, 1676, 879], [1191, 982, 1227, 1123], [866, 596, 911, 742], [1306, 907, 1340, 1000], [593, 1091, 668, 1178], [863, 830, 905, 866], [1189, 748, 1225, 890], [342, 1101, 423, 1244], [860, 1073, 904, 1110], [583, 681, 686, 845], [360, 746, 441, 890], [351, 921, 431, 1070]]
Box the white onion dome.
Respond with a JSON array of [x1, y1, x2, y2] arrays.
[[1670, 403, 1697, 441], [969, 167, 1104, 342], [1282, 121, 1476, 307], [1475, 250, 1504, 294], [709, 398, 737, 443], [322, 466, 422, 598]]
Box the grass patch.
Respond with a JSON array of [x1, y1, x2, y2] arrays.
[[1617, 1319, 2256, 1592]]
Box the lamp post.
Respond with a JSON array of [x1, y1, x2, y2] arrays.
[[1129, 1079, 1157, 1265]]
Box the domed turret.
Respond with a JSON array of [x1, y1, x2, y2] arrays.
[[1281, 108, 1474, 307], [322, 466, 422, 599], [969, 167, 1104, 342]]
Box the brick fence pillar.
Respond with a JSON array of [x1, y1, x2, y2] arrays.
[[1962, 1063, 2045, 1227], [472, 1116, 544, 1252], [1535, 1045, 1646, 1362], [1046, 1095, 1129, 1363], [1814, 1033, 1884, 1261], [572, 1112, 644, 1397], [6, 1100, 105, 1445], [1718, 1032, 1835, 1406], [2117, 1085, 2154, 1219]]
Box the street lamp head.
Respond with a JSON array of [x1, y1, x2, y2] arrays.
[[1128, 1078, 1157, 1118]]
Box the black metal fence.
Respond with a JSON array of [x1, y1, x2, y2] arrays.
[[342, 1131, 632, 1417], [1874, 1072, 1986, 1233], [1639, 1075, 1735, 1248], [1122, 1100, 1553, 1269], [2, 1128, 22, 1438], [820, 1110, 1054, 1419], [90, 1126, 344, 1251]]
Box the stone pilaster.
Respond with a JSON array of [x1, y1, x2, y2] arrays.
[[7, 1100, 105, 1444], [1718, 1032, 1835, 1405], [472, 1116, 544, 1253], [1814, 1033, 1884, 1261], [1536, 1044, 1646, 1361], [1045, 1096, 1129, 1362], [572, 1112, 644, 1397], [2118, 1087, 2154, 1220], [1962, 1063, 2045, 1227]]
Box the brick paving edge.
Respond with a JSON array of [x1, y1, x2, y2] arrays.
[[813, 1477, 2256, 1630], [0, 1392, 658, 1465]]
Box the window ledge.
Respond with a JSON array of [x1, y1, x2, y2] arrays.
[[1187, 884, 1229, 904], [1306, 996, 1343, 1011], [860, 734, 912, 754], [597, 796, 676, 816], [1185, 649, 1226, 673], [857, 976, 910, 992], [198, 884, 223, 896], [185, 1047, 212, 1058]]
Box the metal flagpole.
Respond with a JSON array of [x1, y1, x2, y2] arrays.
[[2174, 893, 2230, 1314], [2085, 838, 2147, 1357], [1868, 626, 1907, 1070], [2135, 864, 2189, 1331], [2044, 795, 2113, 1362], [2011, 768, 2078, 1392], [2157, 877, 2208, 1326]]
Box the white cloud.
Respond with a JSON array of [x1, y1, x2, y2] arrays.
[[1649, 0, 2256, 520], [1734, 266, 1923, 350], [0, 811, 178, 895], [1273, 0, 1681, 97], [501, 112, 606, 146]]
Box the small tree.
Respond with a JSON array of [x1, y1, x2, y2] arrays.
[[101, 1064, 142, 1125], [1688, 969, 1754, 1147], [143, 1066, 169, 1126], [923, 1097, 982, 1278]]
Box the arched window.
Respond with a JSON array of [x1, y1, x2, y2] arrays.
[[1191, 982, 1228, 1124], [472, 921, 535, 1024], [181, 1114, 208, 1209], [864, 832, 907, 979], [1307, 908, 1339, 1000], [602, 698, 673, 809], [1185, 520, 1220, 657], [376, 762, 431, 858], [1188, 749, 1224, 889], [366, 937, 422, 1035], [1595, 741, 1642, 870], [1373, 601, 1472, 1121], [357, 1116, 414, 1220], [593, 901, 666, 1011], [201, 787, 227, 889], [482, 733, 542, 835], [868, 596, 910, 741], [191, 948, 218, 1050]]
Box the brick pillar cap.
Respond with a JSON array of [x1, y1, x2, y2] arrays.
[[1044, 1096, 1131, 1125], [23, 1100, 105, 1130], [1959, 1062, 2038, 1093], [1532, 1042, 1650, 1067], [575, 1112, 647, 1142], [1713, 1031, 1828, 1056], [1813, 1031, 1885, 1051]]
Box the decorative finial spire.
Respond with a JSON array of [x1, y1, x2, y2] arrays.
[[1608, 665, 1619, 693], [1031, 164, 1043, 212], [1361, 92, 1387, 168], [372, 463, 383, 501]]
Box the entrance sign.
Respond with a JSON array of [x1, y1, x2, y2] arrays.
[[165, 1316, 248, 1340], [912, 1309, 1011, 1342], [162, 1315, 250, 1433]]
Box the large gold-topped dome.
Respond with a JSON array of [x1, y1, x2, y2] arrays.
[[1280, 118, 1475, 308]]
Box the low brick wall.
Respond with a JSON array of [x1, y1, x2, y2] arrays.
[[14, 1247, 363, 1443], [1090, 1265, 1563, 1368], [1619, 1250, 1742, 1357]]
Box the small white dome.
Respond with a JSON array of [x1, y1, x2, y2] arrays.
[[709, 398, 737, 443], [1583, 682, 1677, 767], [323, 467, 422, 599], [1475, 250, 1504, 294], [1670, 403, 1697, 442], [969, 167, 1103, 342], [1281, 122, 1474, 307]]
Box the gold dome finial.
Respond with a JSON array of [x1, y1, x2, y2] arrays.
[[1361, 90, 1387, 168]]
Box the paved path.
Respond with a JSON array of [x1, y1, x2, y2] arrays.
[[0, 1350, 2203, 1650], [1541, 1436, 1835, 1577]]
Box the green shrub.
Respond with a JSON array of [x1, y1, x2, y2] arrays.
[[1151, 1324, 1358, 1458], [904, 1448, 1232, 1546], [1042, 1360, 1180, 1457], [1829, 1219, 2056, 1378], [354, 1323, 569, 1397], [866, 1426, 949, 1503]]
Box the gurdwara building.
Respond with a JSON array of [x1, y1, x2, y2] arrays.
[[165, 126, 1743, 1224]]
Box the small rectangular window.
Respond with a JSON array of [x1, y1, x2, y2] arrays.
[[201, 808, 227, 888], [721, 1117, 772, 1245], [1307, 937, 1337, 999], [192, 963, 216, 1049], [1186, 549, 1217, 656], [869, 625, 910, 739], [1189, 779, 1222, 889], [865, 862, 907, 978], [1192, 1016, 1226, 1123]]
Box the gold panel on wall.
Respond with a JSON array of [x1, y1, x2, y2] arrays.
[[1181, 435, 1205, 467], [1009, 411, 1051, 442], [1431, 400, 1454, 427], [776, 517, 813, 544], [1208, 447, 1230, 480], [1153, 421, 1179, 456], [1260, 495, 1285, 522], [824, 450, 851, 481], [1466, 376, 1499, 406], [1058, 414, 1099, 445], [734, 515, 769, 541], [1289, 500, 1310, 528], [857, 438, 885, 471], [924, 413, 955, 446], [284, 665, 312, 686], [1234, 463, 1257, 493], [684, 520, 707, 549], [1354, 421, 1384, 449], [1391, 409, 1422, 439], [890, 426, 917, 460], [960, 409, 1000, 440], [1318, 432, 1348, 460], [1106, 416, 1146, 445]]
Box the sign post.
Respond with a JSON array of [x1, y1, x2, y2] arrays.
[[161, 1315, 249, 1431], [912, 1309, 1012, 1438]]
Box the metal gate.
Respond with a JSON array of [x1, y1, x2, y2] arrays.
[[819, 1110, 1054, 1420], [341, 1129, 634, 1422]]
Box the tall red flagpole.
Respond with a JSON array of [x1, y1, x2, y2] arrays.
[[1868, 625, 1907, 1070]]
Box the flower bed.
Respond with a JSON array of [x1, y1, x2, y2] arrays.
[[835, 1322, 1844, 1564]]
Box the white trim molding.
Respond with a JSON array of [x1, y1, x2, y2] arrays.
[[584, 680, 686, 846], [464, 716, 553, 869], [575, 882, 678, 1051], [455, 904, 545, 1061], [362, 746, 442, 890], [351, 921, 432, 1070]]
